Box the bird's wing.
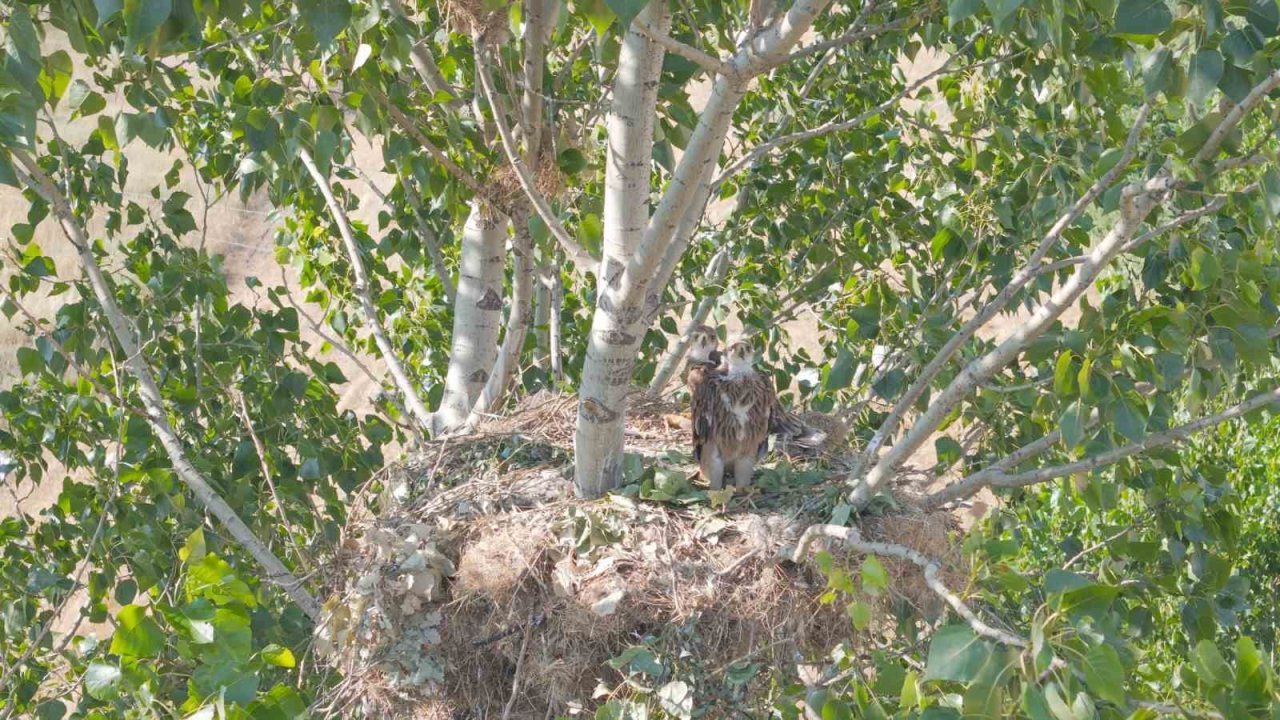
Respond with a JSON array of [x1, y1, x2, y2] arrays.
[[688, 364, 719, 458]]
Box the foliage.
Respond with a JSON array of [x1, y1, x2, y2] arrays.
[[1, 0, 1280, 714]]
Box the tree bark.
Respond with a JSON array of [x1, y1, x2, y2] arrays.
[[468, 216, 535, 424], [435, 203, 507, 432]]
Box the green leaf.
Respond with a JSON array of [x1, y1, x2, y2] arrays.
[[1261, 167, 1280, 219], [16, 347, 43, 375], [1114, 0, 1172, 35], [1193, 639, 1233, 686], [816, 698, 852, 720], [39, 52, 74, 109], [1141, 48, 1172, 96], [557, 148, 588, 175], [1113, 398, 1146, 442], [1190, 247, 1221, 290], [1234, 636, 1268, 703], [1061, 400, 1086, 449], [826, 347, 856, 390], [262, 644, 297, 668], [1082, 644, 1126, 705], [1188, 50, 1224, 105], [861, 556, 889, 596], [84, 662, 123, 700], [935, 436, 963, 468], [34, 700, 65, 720], [924, 625, 992, 683], [124, 0, 172, 45], [1021, 686, 1054, 720], [1246, 0, 1280, 34], [605, 0, 648, 30], [94, 0, 123, 25], [301, 0, 352, 46], [985, 0, 1025, 29], [1054, 351, 1076, 395], [848, 599, 873, 630], [949, 0, 983, 23], [110, 604, 166, 658], [67, 80, 107, 116]]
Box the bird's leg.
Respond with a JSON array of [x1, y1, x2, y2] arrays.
[[702, 446, 726, 490], [733, 455, 756, 489]]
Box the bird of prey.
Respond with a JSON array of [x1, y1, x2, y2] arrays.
[[692, 339, 777, 489]]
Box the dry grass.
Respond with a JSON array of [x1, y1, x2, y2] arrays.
[[315, 392, 966, 718]]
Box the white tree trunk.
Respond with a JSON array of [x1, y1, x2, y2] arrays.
[[435, 203, 507, 432], [572, 3, 669, 497], [468, 218, 535, 424]]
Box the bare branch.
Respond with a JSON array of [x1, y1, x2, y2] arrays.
[[648, 248, 730, 394], [475, 51, 599, 276], [368, 87, 491, 202], [791, 524, 1027, 647], [635, 20, 727, 75], [1194, 69, 1280, 165], [298, 148, 436, 432], [12, 148, 322, 620]]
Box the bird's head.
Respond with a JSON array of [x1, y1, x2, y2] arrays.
[[724, 340, 755, 374], [688, 325, 720, 363]]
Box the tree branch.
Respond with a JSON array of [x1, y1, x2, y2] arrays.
[[475, 51, 599, 276], [1194, 69, 1280, 165], [11, 148, 322, 620], [368, 87, 490, 202], [297, 148, 436, 432], [934, 386, 1280, 499], [791, 524, 1027, 647], [849, 102, 1153, 482], [647, 248, 730, 394], [714, 33, 984, 191], [780, 11, 920, 66], [635, 20, 727, 76], [852, 171, 1173, 508]]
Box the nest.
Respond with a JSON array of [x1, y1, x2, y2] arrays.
[[442, 0, 512, 46], [314, 393, 966, 718]]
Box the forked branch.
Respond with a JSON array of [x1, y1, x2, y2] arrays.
[[475, 51, 599, 276]]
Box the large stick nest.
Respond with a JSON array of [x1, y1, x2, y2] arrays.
[[314, 392, 962, 718]]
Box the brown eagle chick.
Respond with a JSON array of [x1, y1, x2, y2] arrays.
[[695, 340, 776, 490]]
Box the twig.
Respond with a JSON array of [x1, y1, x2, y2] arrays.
[[791, 524, 1027, 647], [501, 621, 535, 720], [780, 12, 921, 66], [713, 34, 987, 190], [1194, 69, 1280, 165]]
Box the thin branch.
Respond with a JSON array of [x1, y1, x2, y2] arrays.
[[964, 386, 1280, 492], [1062, 519, 1149, 570], [277, 267, 386, 389], [475, 50, 599, 275], [647, 249, 729, 394], [1133, 700, 1224, 719], [297, 148, 436, 432], [1194, 69, 1280, 165], [11, 148, 322, 620], [713, 33, 985, 191], [791, 524, 1027, 647], [233, 389, 309, 567], [780, 12, 920, 66], [368, 87, 490, 202], [635, 20, 729, 75], [848, 103, 1153, 482], [348, 162, 456, 303], [853, 171, 1173, 508]]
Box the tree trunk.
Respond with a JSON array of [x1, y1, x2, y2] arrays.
[[435, 202, 507, 432], [572, 3, 668, 497], [468, 216, 535, 424]]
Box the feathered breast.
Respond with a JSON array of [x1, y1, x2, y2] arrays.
[[710, 373, 773, 457]]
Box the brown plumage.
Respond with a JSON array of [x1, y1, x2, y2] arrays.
[[693, 340, 777, 489]]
